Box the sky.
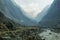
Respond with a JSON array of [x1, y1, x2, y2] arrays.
[[13, 0, 54, 19]]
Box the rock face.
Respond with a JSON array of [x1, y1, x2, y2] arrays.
[[39, 29, 60, 40], [38, 0, 60, 28]]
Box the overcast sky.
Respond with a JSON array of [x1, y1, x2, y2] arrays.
[[13, 0, 54, 19]]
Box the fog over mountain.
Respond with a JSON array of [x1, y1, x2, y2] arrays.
[[38, 0, 60, 28], [0, 0, 55, 26], [14, 0, 54, 22], [0, 0, 37, 26]]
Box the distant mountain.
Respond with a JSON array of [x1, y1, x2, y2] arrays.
[[0, 0, 37, 26], [35, 5, 51, 22], [38, 0, 60, 28]]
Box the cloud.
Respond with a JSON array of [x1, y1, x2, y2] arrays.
[[20, 3, 41, 19], [14, 0, 54, 19]]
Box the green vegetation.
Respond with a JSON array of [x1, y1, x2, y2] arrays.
[[0, 21, 42, 40]]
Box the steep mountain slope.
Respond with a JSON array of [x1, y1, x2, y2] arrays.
[[38, 0, 60, 28], [36, 5, 51, 22], [0, 0, 36, 26]]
